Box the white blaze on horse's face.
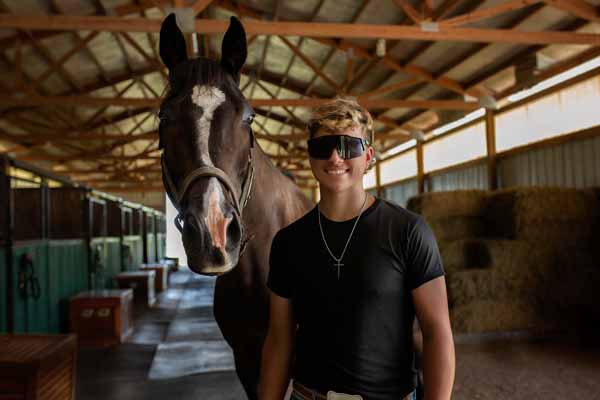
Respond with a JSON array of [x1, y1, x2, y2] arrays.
[[191, 85, 226, 167], [189, 84, 234, 271]]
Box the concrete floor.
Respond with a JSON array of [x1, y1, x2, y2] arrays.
[[76, 269, 600, 400]]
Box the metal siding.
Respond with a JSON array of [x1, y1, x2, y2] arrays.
[[498, 135, 600, 189], [383, 180, 418, 207], [428, 162, 487, 192]]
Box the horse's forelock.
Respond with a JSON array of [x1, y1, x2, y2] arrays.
[[165, 58, 234, 101]]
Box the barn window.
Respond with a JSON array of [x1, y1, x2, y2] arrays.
[[379, 150, 417, 185], [363, 168, 377, 190], [423, 122, 487, 173], [496, 74, 600, 152]]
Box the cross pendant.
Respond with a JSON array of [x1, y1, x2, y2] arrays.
[[334, 261, 344, 280]]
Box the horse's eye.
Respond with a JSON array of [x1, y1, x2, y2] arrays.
[[244, 113, 255, 125]]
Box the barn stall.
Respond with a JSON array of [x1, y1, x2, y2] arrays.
[[1, 0, 600, 399]]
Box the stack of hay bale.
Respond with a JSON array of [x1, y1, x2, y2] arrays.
[[407, 187, 600, 334]]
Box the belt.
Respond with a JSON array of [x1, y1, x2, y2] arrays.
[[292, 381, 327, 400], [291, 381, 416, 400]]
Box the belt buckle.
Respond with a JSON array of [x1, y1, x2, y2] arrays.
[[326, 391, 363, 400]]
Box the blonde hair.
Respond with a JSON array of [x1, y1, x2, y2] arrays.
[[307, 97, 376, 171]]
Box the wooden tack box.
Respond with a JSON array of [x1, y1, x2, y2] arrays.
[[0, 334, 77, 400], [140, 263, 169, 292], [69, 289, 134, 348], [114, 271, 156, 307]]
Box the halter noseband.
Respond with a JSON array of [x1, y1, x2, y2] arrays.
[[161, 142, 255, 253]]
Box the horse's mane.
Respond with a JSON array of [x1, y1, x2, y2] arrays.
[[164, 58, 235, 101]]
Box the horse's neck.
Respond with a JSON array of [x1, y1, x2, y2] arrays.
[[243, 145, 313, 230]]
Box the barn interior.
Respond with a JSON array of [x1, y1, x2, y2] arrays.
[[1, 0, 600, 399]]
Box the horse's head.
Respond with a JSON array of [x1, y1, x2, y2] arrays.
[[159, 14, 255, 276]]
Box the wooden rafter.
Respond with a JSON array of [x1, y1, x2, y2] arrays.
[[23, 31, 81, 92], [377, 2, 550, 146], [439, 0, 542, 27], [192, 0, 215, 15], [435, 0, 465, 21], [4, 130, 157, 145], [544, 0, 600, 22], [357, 77, 422, 99], [218, 2, 478, 98], [35, 31, 99, 88], [263, 0, 327, 123], [392, 0, 423, 24], [278, 36, 340, 92], [0, 95, 479, 110], [2, 15, 600, 45]]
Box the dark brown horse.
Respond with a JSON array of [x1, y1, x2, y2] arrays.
[[158, 14, 312, 400]]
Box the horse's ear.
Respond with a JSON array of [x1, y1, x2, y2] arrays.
[[159, 13, 188, 72], [220, 16, 247, 83]]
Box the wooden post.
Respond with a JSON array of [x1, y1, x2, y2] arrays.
[[375, 161, 383, 198], [485, 109, 498, 190], [416, 141, 425, 193]]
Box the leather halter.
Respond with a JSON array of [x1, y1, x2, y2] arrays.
[[161, 141, 255, 252]]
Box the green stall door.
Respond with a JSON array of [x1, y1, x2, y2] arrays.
[[47, 240, 88, 333], [157, 233, 166, 261], [146, 234, 156, 263], [105, 237, 122, 286], [123, 236, 143, 270], [11, 242, 50, 334]]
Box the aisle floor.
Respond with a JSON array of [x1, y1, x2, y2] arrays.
[[76, 268, 600, 400]]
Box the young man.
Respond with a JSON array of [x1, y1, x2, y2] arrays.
[[259, 98, 455, 400]]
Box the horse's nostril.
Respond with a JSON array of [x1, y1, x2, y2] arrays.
[[226, 214, 242, 249]]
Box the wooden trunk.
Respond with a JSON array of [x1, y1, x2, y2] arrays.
[[0, 334, 77, 400], [114, 271, 156, 307], [69, 289, 134, 347], [139, 263, 169, 292]]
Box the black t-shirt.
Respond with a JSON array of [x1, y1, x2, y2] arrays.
[[267, 197, 445, 400]]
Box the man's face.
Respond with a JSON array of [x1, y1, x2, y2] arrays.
[[308, 126, 374, 193]]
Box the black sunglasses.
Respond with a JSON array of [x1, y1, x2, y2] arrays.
[[307, 135, 370, 160]]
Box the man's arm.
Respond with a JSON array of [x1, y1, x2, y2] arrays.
[[412, 276, 455, 400], [259, 292, 296, 400]]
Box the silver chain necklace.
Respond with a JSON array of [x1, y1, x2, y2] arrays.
[[318, 193, 369, 280]]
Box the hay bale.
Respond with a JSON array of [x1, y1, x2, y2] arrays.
[[484, 187, 599, 247], [447, 265, 543, 309], [406, 190, 487, 219], [440, 239, 538, 275], [427, 216, 486, 242], [450, 300, 543, 333]]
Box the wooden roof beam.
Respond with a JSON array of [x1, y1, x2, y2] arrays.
[[0, 95, 479, 110], [439, 0, 543, 27], [192, 0, 215, 15], [544, 0, 600, 22], [2, 15, 600, 45], [392, 0, 423, 24], [278, 36, 341, 92]]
